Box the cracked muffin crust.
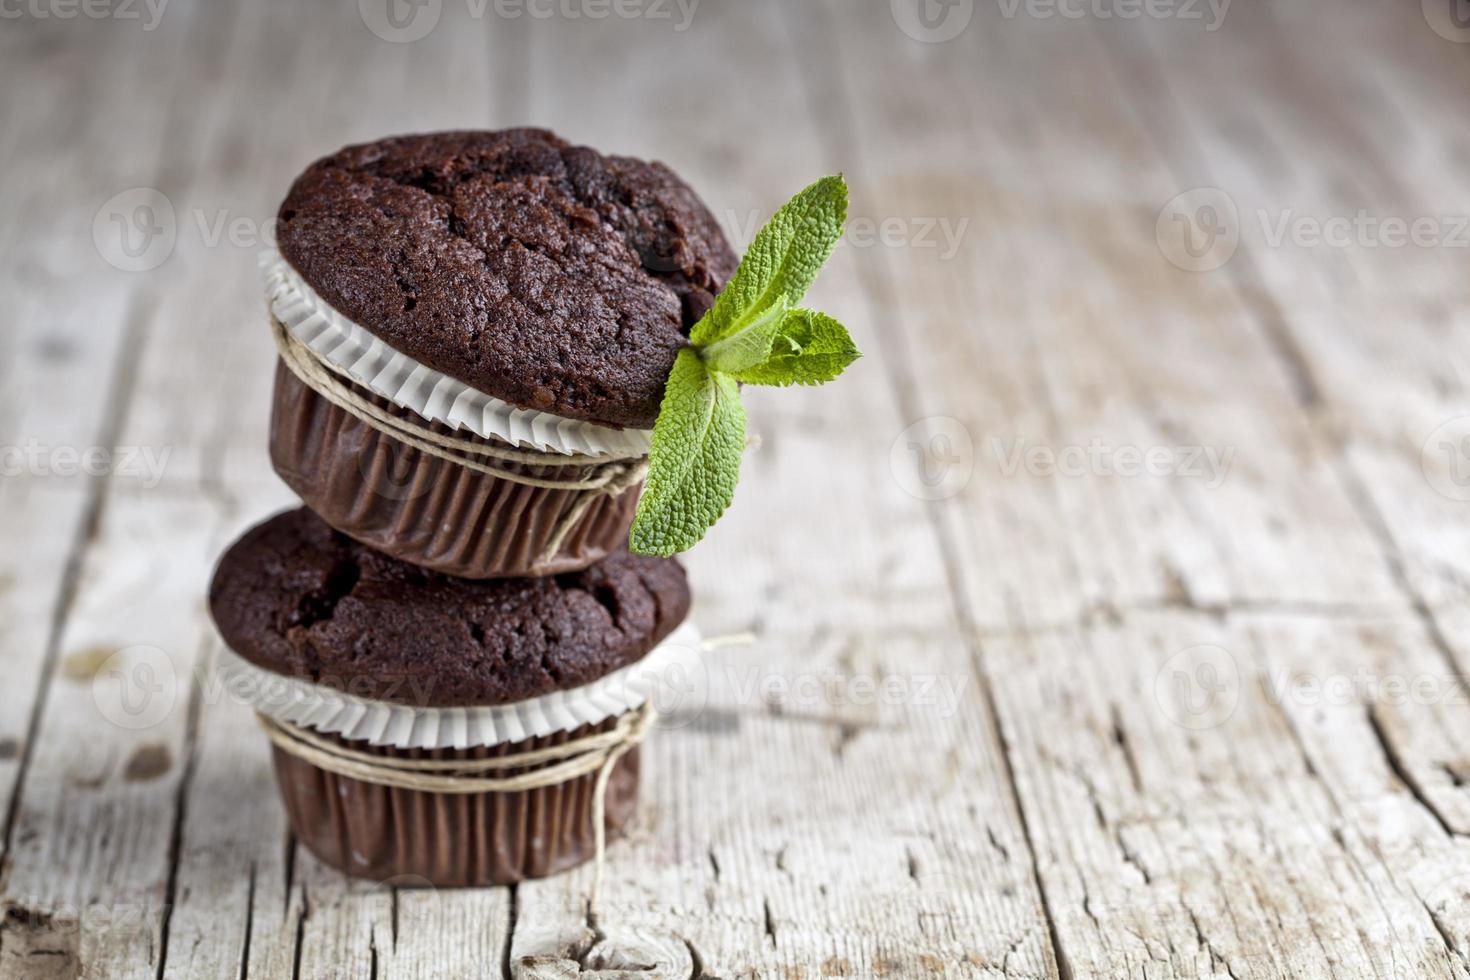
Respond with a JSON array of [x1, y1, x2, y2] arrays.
[[208, 508, 691, 707], [275, 128, 738, 430]]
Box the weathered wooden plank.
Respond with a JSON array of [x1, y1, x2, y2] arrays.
[[1, 489, 226, 980], [0, 9, 207, 977], [1093, 0, 1470, 884], [799, 1, 1470, 977], [1099, 1, 1470, 616], [983, 610, 1470, 979], [0, 8, 197, 857], [501, 1, 1056, 976], [796, 0, 1406, 633]]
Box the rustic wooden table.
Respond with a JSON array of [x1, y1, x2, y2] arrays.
[[4, 0, 1470, 976]]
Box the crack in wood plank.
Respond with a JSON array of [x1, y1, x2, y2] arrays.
[[1366, 705, 1460, 840], [153, 640, 205, 980]]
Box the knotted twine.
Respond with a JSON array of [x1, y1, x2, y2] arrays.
[[270, 316, 649, 563], [258, 700, 656, 918]]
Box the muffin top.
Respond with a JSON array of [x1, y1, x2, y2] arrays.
[[275, 129, 737, 430], [209, 508, 691, 707]]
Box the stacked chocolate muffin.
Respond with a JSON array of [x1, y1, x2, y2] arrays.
[[210, 130, 735, 886]]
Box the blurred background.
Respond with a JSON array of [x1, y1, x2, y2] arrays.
[[5, 1, 1470, 977]]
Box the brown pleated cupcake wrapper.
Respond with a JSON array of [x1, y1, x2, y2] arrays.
[[268, 359, 643, 579], [272, 718, 641, 887]]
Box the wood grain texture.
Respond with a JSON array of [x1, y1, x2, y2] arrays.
[[1, 0, 1468, 977]]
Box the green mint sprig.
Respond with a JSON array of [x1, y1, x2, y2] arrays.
[[629, 175, 860, 557]]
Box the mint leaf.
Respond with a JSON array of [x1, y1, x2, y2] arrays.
[[690, 175, 847, 347], [699, 294, 790, 374], [629, 348, 747, 556], [727, 309, 861, 387], [630, 175, 855, 556]]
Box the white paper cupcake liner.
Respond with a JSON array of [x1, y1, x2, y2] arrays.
[[215, 622, 701, 750], [260, 248, 653, 460]]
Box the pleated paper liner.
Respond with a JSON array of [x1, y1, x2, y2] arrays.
[[218, 624, 700, 886], [269, 358, 643, 580], [216, 623, 701, 749], [261, 247, 652, 460]]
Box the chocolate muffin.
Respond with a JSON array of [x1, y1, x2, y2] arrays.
[[211, 506, 688, 705], [275, 128, 737, 430], [264, 129, 736, 577], [209, 508, 693, 886]]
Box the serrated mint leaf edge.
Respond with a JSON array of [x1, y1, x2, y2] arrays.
[[726, 309, 862, 387], [691, 175, 848, 347]]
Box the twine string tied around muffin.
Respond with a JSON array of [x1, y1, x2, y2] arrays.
[[257, 699, 655, 916], [271, 316, 648, 563]]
